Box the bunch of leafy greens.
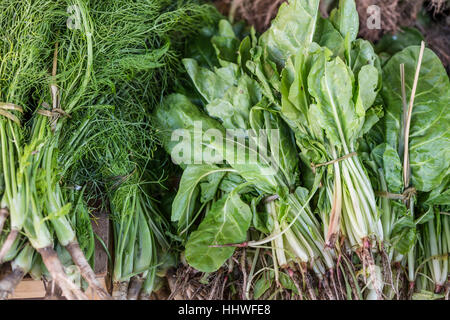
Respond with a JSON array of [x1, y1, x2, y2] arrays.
[[363, 43, 449, 298], [155, 16, 348, 300], [0, 0, 220, 300]]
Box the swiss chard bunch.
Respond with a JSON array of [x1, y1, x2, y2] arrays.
[[241, 0, 386, 298], [366, 43, 450, 297], [155, 17, 342, 300]]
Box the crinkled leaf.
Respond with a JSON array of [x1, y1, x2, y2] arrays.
[[206, 74, 261, 130], [350, 39, 380, 76], [392, 226, 416, 255], [260, 0, 320, 67], [355, 65, 379, 111], [200, 170, 227, 203], [251, 196, 274, 234], [307, 53, 361, 148], [155, 94, 225, 162], [172, 165, 232, 223], [211, 20, 240, 66], [382, 46, 450, 192], [183, 58, 238, 103], [315, 17, 345, 57], [329, 0, 359, 42], [185, 189, 252, 272]]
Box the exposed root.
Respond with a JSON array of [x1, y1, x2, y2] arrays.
[[0, 208, 8, 235], [328, 268, 342, 300], [139, 292, 151, 300], [168, 265, 230, 300], [407, 281, 415, 299], [333, 264, 347, 300], [240, 248, 247, 300], [127, 275, 144, 300], [358, 238, 383, 300], [65, 240, 111, 300], [445, 280, 449, 300], [0, 229, 19, 263], [299, 264, 316, 300], [37, 247, 88, 300], [287, 268, 303, 300], [434, 284, 443, 294], [43, 279, 63, 300], [112, 281, 129, 300], [392, 262, 405, 300], [321, 275, 335, 300], [341, 254, 360, 300], [428, 0, 448, 14], [0, 267, 25, 299], [207, 269, 223, 300], [379, 242, 394, 293]]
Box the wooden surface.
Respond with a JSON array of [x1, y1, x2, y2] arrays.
[[10, 209, 111, 300]]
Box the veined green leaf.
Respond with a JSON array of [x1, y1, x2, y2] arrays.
[[260, 0, 320, 67], [185, 188, 252, 272], [329, 0, 359, 42], [183, 58, 238, 103], [382, 46, 450, 192], [307, 52, 361, 150], [172, 165, 235, 223], [211, 20, 240, 66]]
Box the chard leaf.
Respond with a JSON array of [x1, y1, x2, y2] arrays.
[[172, 165, 234, 225], [246, 44, 280, 103], [279, 272, 299, 294], [219, 173, 246, 193], [355, 64, 379, 111], [371, 143, 403, 193], [206, 74, 261, 130], [185, 188, 252, 272], [307, 53, 361, 149], [382, 145, 404, 193], [315, 17, 345, 57], [251, 195, 274, 234], [200, 170, 227, 203], [382, 46, 450, 192], [260, 0, 320, 66], [392, 226, 416, 255], [329, 0, 359, 42], [238, 36, 252, 73], [183, 58, 237, 103], [414, 206, 435, 225], [361, 104, 383, 135], [186, 26, 219, 68], [154, 94, 225, 165], [412, 290, 445, 300], [249, 107, 299, 189], [429, 190, 450, 206], [211, 20, 240, 66], [350, 39, 380, 76]]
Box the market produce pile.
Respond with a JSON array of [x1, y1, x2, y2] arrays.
[[0, 0, 219, 299], [0, 0, 448, 300]]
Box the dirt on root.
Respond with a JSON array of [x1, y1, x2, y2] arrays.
[[212, 0, 450, 70]]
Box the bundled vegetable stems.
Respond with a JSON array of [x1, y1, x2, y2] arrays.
[[155, 0, 449, 300], [154, 15, 340, 299], [0, 0, 447, 300]]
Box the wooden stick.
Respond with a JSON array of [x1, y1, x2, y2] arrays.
[[403, 41, 425, 187]]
